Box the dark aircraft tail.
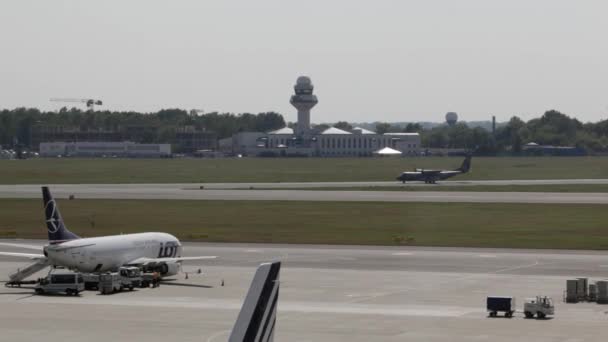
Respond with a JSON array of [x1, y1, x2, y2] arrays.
[[42, 187, 80, 244], [229, 261, 281, 342], [457, 155, 472, 173]]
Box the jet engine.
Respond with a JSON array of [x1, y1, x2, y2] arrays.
[[158, 262, 181, 276]]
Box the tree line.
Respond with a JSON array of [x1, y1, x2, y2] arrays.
[[0, 107, 286, 148], [1, 107, 607, 154], [368, 110, 608, 154]]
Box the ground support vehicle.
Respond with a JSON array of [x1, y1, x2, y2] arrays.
[[141, 273, 153, 288], [83, 273, 100, 290], [141, 272, 162, 288], [487, 296, 515, 317], [99, 272, 123, 294], [5, 280, 37, 287], [524, 296, 554, 318], [119, 267, 142, 290], [35, 270, 84, 296]]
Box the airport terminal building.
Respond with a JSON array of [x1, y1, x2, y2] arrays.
[[220, 76, 421, 157], [40, 141, 171, 158]]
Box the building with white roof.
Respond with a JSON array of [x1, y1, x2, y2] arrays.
[[221, 76, 421, 157]]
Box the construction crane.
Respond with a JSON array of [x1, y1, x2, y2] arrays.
[[50, 98, 103, 111]]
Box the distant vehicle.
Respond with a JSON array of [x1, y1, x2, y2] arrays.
[[35, 269, 84, 296], [0, 187, 217, 283], [396, 155, 472, 184], [524, 296, 554, 318], [487, 296, 515, 318], [0, 149, 16, 160]]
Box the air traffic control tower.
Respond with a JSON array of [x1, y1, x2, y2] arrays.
[[290, 76, 318, 138]]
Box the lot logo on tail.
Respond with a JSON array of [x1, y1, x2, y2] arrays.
[[42, 186, 80, 243], [45, 199, 60, 233]]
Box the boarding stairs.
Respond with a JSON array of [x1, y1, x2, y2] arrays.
[[9, 259, 49, 282]]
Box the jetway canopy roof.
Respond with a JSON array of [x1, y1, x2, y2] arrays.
[[268, 127, 294, 135], [373, 147, 402, 155]]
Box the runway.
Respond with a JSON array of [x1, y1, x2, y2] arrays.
[[1, 183, 608, 204], [187, 178, 608, 188], [3, 178, 608, 189], [1, 241, 608, 341]]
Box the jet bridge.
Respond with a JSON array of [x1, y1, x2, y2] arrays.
[[9, 259, 49, 283]]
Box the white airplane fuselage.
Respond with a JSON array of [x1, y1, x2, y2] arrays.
[[44, 232, 182, 273]]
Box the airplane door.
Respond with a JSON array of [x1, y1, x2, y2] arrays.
[[78, 248, 87, 265], [70, 248, 86, 266]]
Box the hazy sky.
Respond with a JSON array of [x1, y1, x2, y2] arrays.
[[1, 0, 607, 123]]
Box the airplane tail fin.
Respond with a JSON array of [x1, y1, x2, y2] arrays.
[[458, 155, 472, 173], [229, 261, 281, 342], [42, 187, 80, 244]]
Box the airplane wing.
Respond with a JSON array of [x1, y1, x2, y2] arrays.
[[127, 256, 218, 265], [0, 242, 96, 252], [48, 243, 96, 252], [0, 242, 44, 250], [0, 251, 47, 260]]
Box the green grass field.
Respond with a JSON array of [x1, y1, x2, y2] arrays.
[[1, 157, 608, 184], [2, 199, 608, 249], [246, 184, 608, 192]]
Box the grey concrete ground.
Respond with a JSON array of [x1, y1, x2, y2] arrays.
[[2, 183, 608, 203], [2, 241, 608, 341], [194, 178, 608, 188], [4, 179, 608, 189]]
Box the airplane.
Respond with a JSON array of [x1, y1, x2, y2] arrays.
[[229, 261, 281, 342], [396, 155, 472, 184], [0, 187, 217, 282]]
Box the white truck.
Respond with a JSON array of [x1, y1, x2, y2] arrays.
[[99, 272, 123, 294], [99, 267, 144, 294], [35, 270, 85, 296], [118, 266, 142, 290], [524, 296, 554, 319]]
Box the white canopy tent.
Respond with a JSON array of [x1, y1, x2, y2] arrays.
[[373, 147, 402, 156]]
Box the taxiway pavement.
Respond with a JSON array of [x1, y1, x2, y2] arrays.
[[1, 241, 608, 341], [1, 183, 608, 204]]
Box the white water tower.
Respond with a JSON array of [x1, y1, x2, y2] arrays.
[[445, 112, 458, 126]]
